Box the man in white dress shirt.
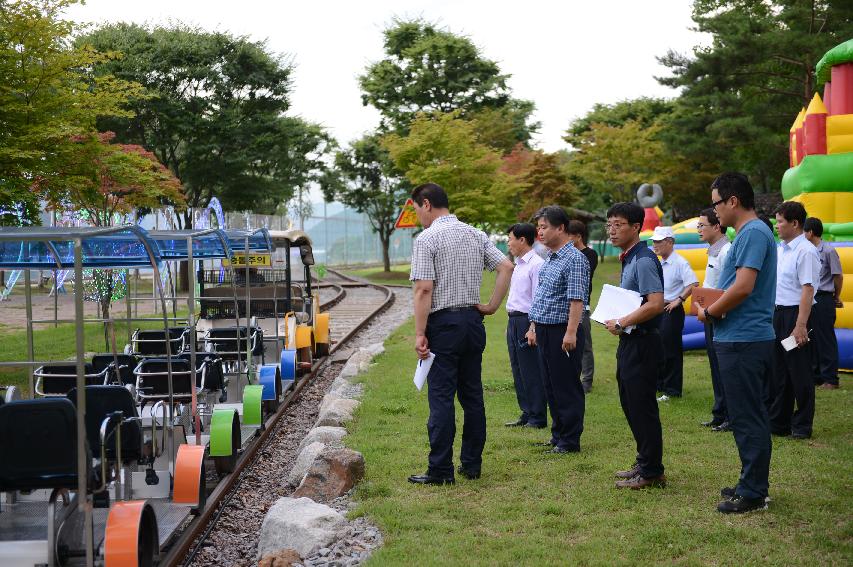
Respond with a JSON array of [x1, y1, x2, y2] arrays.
[[651, 226, 699, 401], [770, 201, 820, 439], [504, 223, 547, 428], [698, 208, 732, 431]]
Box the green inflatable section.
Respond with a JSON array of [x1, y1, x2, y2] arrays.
[[781, 153, 853, 199], [243, 384, 263, 426], [210, 408, 237, 457], [816, 38, 853, 85]]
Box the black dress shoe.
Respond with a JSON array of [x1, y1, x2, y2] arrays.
[[718, 495, 768, 514], [791, 431, 811, 440], [407, 473, 455, 485], [711, 421, 731, 432], [722, 486, 771, 503], [504, 419, 526, 427], [545, 446, 579, 454], [456, 466, 481, 480], [522, 422, 547, 429], [701, 419, 723, 428]]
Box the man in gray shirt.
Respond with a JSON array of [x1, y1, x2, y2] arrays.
[[804, 217, 844, 389]]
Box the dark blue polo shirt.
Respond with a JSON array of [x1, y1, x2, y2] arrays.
[[620, 241, 664, 331]]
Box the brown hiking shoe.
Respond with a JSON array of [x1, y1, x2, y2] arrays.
[[615, 463, 640, 479], [615, 474, 666, 489]]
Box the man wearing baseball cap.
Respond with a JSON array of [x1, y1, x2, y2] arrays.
[[651, 226, 698, 401]]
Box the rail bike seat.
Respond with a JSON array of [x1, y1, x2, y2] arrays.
[[203, 326, 264, 359], [34, 363, 109, 396], [131, 327, 188, 356], [0, 398, 93, 492], [91, 354, 139, 386], [178, 352, 225, 391], [67, 386, 143, 465], [133, 358, 195, 402]]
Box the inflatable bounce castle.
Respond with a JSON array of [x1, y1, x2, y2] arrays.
[[644, 39, 853, 371]]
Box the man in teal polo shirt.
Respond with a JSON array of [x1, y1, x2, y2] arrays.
[[698, 172, 776, 514]]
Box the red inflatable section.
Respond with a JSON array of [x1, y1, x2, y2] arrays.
[[642, 207, 661, 232]]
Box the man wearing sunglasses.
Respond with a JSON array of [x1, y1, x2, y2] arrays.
[[697, 172, 776, 514]]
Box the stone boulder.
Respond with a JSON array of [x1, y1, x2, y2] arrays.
[[257, 497, 346, 559], [315, 398, 360, 427], [293, 447, 365, 504], [362, 342, 385, 357], [258, 548, 301, 567], [287, 441, 326, 487], [297, 426, 346, 453]]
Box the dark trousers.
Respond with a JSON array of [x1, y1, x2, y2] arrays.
[[812, 292, 839, 386], [535, 323, 585, 451], [507, 314, 547, 426], [425, 309, 487, 477], [715, 340, 773, 499], [658, 304, 685, 396], [616, 331, 665, 478], [770, 306, 815, 436], [704, 321, 728, 423], [580, 311, 594, 389]]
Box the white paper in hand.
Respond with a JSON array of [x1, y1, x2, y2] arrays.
[[591, 284, 643, 333], [413, 352, 435, 391]]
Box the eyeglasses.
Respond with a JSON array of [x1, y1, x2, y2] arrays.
[[605, 222, 630, 231], [711, 196, 733, 208]]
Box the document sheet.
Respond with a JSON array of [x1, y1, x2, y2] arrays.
[[590, 284, 643, 333], [413, 352, 435, 391]]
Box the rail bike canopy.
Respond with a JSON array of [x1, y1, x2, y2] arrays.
[[269, 229, 315, 266], [148, 229, 234, 260], [224, 228, 275, 253], [0, 225, 162, 269]]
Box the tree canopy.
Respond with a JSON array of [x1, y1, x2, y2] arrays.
[[79, 22, 334, 225], [0, 0, 143, 225]]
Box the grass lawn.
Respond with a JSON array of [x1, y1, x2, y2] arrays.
[[346, 264, 412, 287], [346, 259, 852, 566]]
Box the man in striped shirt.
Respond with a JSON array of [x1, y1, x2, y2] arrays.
[[527, 206, 590, 454]]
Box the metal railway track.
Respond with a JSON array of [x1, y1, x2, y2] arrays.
[[162, 277, 393, 566]]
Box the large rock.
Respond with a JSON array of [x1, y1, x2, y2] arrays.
[[297, 426, 346, 453], [257, 497, 346, 559], [362, 342, 385, 357], [315, 398, 359, 427], [287, 441, 326, 487], [293, 447, 365, 503], [258, 548, 301, 567], [339, 351, 368, 379]]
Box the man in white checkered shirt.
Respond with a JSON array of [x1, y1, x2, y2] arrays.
[[407, 183, 514, 486]]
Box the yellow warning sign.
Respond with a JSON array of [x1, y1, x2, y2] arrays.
[[395, 198, 419, 229], [224, 253, 271, 267]]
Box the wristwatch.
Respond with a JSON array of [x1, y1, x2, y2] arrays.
[[703, 307, 717, 323], [614, 320, 624, 333]]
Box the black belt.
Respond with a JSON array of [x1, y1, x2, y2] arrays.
[[432, 305, 477, 316], [507, 311, 529, 318], [775, 305, 798, 311], [620, 327, 660, 338], [815, 290, 834, 296]]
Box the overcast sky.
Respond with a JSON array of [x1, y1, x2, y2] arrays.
[[67, 0, 708, 153]]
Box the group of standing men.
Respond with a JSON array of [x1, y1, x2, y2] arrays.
[[406, 174, 843, 515]]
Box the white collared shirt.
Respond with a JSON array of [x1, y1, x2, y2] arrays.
[[703, 238, 731, 289], [506, 249, 544, 314], [660, 251, 698, 302], [775, 233, 820, 306]]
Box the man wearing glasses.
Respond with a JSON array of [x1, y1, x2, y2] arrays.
[[697, 172, 776, 514], [697, 208, 732, 431], [603, 202, 666, 489]]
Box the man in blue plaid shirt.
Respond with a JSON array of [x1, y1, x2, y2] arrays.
[[528, 206, 590, 453]]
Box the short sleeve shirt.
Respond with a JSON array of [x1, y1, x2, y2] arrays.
[[529, 242, 589, 325], [619, 242, 664, 331], [775, 233, 820, 306], [410, 214, 505, 313], [703, 238, 731, 289], [713, 219, 777, 343], [815, 240, 843, 293], [661, 252, 699, 301]]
